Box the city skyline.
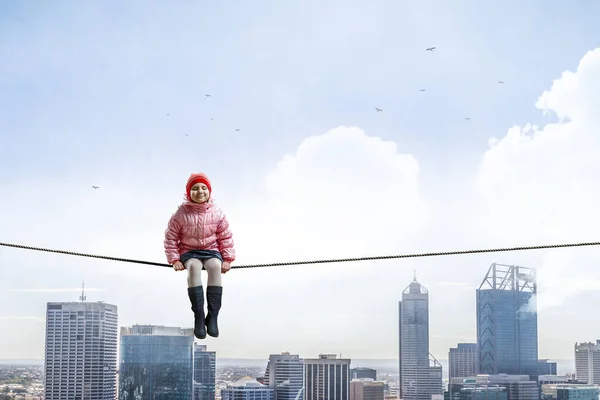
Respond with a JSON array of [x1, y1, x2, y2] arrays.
[[0, 261, 592, 365], [3, 1, 600, 361]]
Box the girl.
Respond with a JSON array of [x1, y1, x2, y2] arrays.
[[164, 173, 235, 339]]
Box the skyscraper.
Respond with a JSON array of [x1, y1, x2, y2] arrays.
[[476, 263, 538, 378], [118, 325, 194, 399], [264, 352, 304, 400], [44, 301, 118, 400], [194, 343, 216, 400], [575, 340, 600, 384], [449, 343, 478, 379], [304, 354, 350, 400], [399, 275, 440, 400]]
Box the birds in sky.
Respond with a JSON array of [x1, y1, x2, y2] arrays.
[[371, 46, 505, 121], [91, 186, 99, 189], [169, 46, 506, 134]]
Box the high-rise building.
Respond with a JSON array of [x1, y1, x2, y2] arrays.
[[575, 340, 600, 384], [477, 264, 538, 379], [303, 354, 350, 400], [221, 377, 274, 400], [118, 325, 194, 399], [44, 301, 118, 400], [264, 352, 303, 400], [449, 344, 478, 380], [351, 368, 377, 381], [194, 343, 216, 400], [399, 275, 441, 400], [350, 379, 385, 400]]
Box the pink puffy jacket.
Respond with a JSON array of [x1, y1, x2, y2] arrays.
[[164, 198, 235, 264]]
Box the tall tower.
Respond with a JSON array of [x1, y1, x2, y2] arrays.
[[477, 263, 538, 378], [43, 301, 118, 400], [575, 340, 600, 384], [264, 352, 304, 400], [398, 275, 434, 400]]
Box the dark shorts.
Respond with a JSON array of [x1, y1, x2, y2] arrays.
[[180, 250, 223, 270]]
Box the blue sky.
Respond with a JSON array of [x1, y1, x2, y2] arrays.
[[2, 0, 600, 363]]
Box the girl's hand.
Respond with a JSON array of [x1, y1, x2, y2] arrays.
[[172, 261, 185, 271], [222, 261, 231, 274]]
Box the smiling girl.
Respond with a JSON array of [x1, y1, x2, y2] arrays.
[[164, 173, 235, 339]]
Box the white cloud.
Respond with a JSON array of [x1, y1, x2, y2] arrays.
[[472, 48, 600, 312], [234, 126, 430, 264]]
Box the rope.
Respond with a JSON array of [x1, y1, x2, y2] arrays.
[[1, 240, 599, 269]]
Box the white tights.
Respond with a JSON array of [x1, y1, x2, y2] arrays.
[[184, 258, 222, 288]]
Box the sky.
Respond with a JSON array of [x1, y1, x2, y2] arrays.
[[1, 0, 600, 365]]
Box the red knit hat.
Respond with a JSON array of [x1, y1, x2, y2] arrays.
[[186, 173, 212, 201]]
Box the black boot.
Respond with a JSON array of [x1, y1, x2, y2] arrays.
[[205, 286, 223, 337], [187, 286, 206, 339]]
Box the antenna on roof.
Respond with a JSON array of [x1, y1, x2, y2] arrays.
[[79, 280, 86, 302]]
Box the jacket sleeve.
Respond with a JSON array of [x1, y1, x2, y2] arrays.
[[164, 212, 182, 264], [216, 211, 235, 263]]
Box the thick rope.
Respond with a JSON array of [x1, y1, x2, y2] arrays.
[[1, 241, 599, 269]]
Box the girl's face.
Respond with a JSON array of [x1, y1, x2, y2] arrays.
[[190, 183, 210, 203]]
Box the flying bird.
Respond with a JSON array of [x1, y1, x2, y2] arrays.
[[465, 117, 471, 121], [235, 128, 240, 132], [426, 47, 436, 52], [375, 108, 383, 112], [420, 89, 426, 92], [205, 94, 211, 97], [166, 113, 170, 116], [92, 186, 99, 189], [498, 81, 504, 84]]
